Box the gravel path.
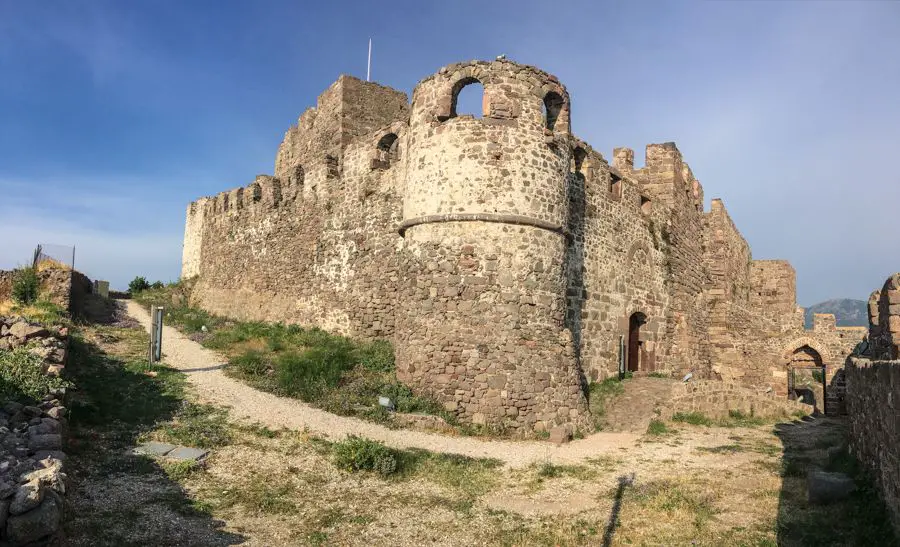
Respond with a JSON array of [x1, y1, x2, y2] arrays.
[[127, 301, 637, 468]]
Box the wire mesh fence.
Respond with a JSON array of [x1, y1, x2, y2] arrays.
[[31, 244, 75, 271]]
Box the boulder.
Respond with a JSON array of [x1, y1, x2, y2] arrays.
[[808, 470, 857, 504], [6, 491, 60, 544], [10, 481, 43, 515], [8, 322, 49, 341], [28, 435, 61, 452], [549, 426, 571, 445], [3, 403, 23, 415]]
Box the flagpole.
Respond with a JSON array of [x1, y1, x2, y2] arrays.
[[367, 38, 372, 81]]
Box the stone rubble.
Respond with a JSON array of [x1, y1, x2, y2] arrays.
[[0, 316, 70, 546]]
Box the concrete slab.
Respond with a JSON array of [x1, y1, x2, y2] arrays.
[[134, 442, 177, 457], [166, 446, 208, 462]]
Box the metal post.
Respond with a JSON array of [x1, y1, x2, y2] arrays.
[[71, 245, 76, 272], [618, 335, 626, 380], [153, 307, 164, 362], [366, 38, 372, 81]]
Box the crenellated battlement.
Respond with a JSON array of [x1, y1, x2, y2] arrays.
[[181, 58, 852, 432]]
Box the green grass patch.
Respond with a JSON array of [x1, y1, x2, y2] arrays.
[[0, 347, 71, 402], [134, 285, 455, 430], [671, 411, 715, 426], [646, 419, 670, 436], [158, 403, 232, 449]]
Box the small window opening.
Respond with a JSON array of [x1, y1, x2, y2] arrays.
[[250, 184, 262, 203], [450, 77, 485, 119], [572, 147, 587, 173], [610, 172, 622, 200], [375, 133, 399, 168], [543, 91, 564, 131], [641, 195, 652, 215]]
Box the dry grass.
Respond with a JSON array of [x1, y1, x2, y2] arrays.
[[62, 310, 898, 546]]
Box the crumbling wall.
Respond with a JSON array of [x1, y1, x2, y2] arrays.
[[660, 380, 812, 420], [188, 77, 409, 339], [868, 273, 900, 359], [846, 356, 900, 533], [845, 272, 900, 534]]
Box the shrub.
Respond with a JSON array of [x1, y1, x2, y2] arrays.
[[11, 267, 40, 305], [231, 350, 269, 377], [128, 276, 150, 294], [647, 419, 670, 436], [355, 340, 395, 373], [332, 435, 398, 476], [150, 281, 165, 290]]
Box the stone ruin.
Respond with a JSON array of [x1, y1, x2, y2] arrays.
[[181, 58, 865, 432], [846, 273, 900, 535]]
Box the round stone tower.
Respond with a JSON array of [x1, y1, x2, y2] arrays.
[[395, 59, 588, 433]]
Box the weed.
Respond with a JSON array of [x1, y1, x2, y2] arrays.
[[672, 411, 714, 426], [159, 403, 232, 449], [161, 459, 201, 481], [332, 435, 398, 476], [646, 419, 670, 436], [588, 376, 627, 430], [647, 372, 670, 379], [0, 347, 71, 402]]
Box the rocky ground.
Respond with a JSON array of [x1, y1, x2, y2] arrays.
[[53, 302, 898, 546]]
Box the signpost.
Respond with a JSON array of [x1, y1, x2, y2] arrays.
[[149, 306, 164, 365]]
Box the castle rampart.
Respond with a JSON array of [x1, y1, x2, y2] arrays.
[[181, 58, 863, 432]]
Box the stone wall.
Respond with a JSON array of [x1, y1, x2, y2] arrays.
[[660, 380, 812, 420], [868, 273, 900, 360], [846, 272, 900, 534], [0, 317, 70, 545], [846, 357, 900, 533], [182, 58, 862, 431], [0, 268, 91, 315]]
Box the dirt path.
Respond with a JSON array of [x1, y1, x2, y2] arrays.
[[126, 301, 637, 468]]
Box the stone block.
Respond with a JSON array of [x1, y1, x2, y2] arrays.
[[166, 447, 209, 462], [808, 470, 856, 505], [549, 426, 571, 445]]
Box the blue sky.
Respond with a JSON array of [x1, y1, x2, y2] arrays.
[[0, 1, 897, 305]]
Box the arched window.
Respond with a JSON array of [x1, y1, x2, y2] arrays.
[[450, 77, 485, 119], [250, 183, 262, 203], [543, 91, 564, 131], [375, 133, 399, 168]]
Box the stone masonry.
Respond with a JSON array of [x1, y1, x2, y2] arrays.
[[846, 272, 900, 536], [182, 59, 862, 432]]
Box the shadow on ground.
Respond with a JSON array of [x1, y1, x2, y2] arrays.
[[774, 415, 898, 546], [63, 320, 245, 546]]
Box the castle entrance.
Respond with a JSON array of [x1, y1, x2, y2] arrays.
[[627, 312, 647, 372], [787, 345, 826, 413]]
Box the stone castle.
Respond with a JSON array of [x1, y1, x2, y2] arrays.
[[181, 59, 864, 432]]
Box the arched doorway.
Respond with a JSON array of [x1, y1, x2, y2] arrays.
[[787, 345, 826, 412], [627, 312, 647, 373]]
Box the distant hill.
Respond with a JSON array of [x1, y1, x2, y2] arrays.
[[804, 299, 868, 329]]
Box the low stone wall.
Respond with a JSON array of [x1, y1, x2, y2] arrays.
[[0, 268, 92, 315], [846, 357, 900, 535], [0, 317, 70, 545], [659, 380, 812, 420]]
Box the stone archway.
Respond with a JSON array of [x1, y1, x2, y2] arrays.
[[787, 345, 826, 413]]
